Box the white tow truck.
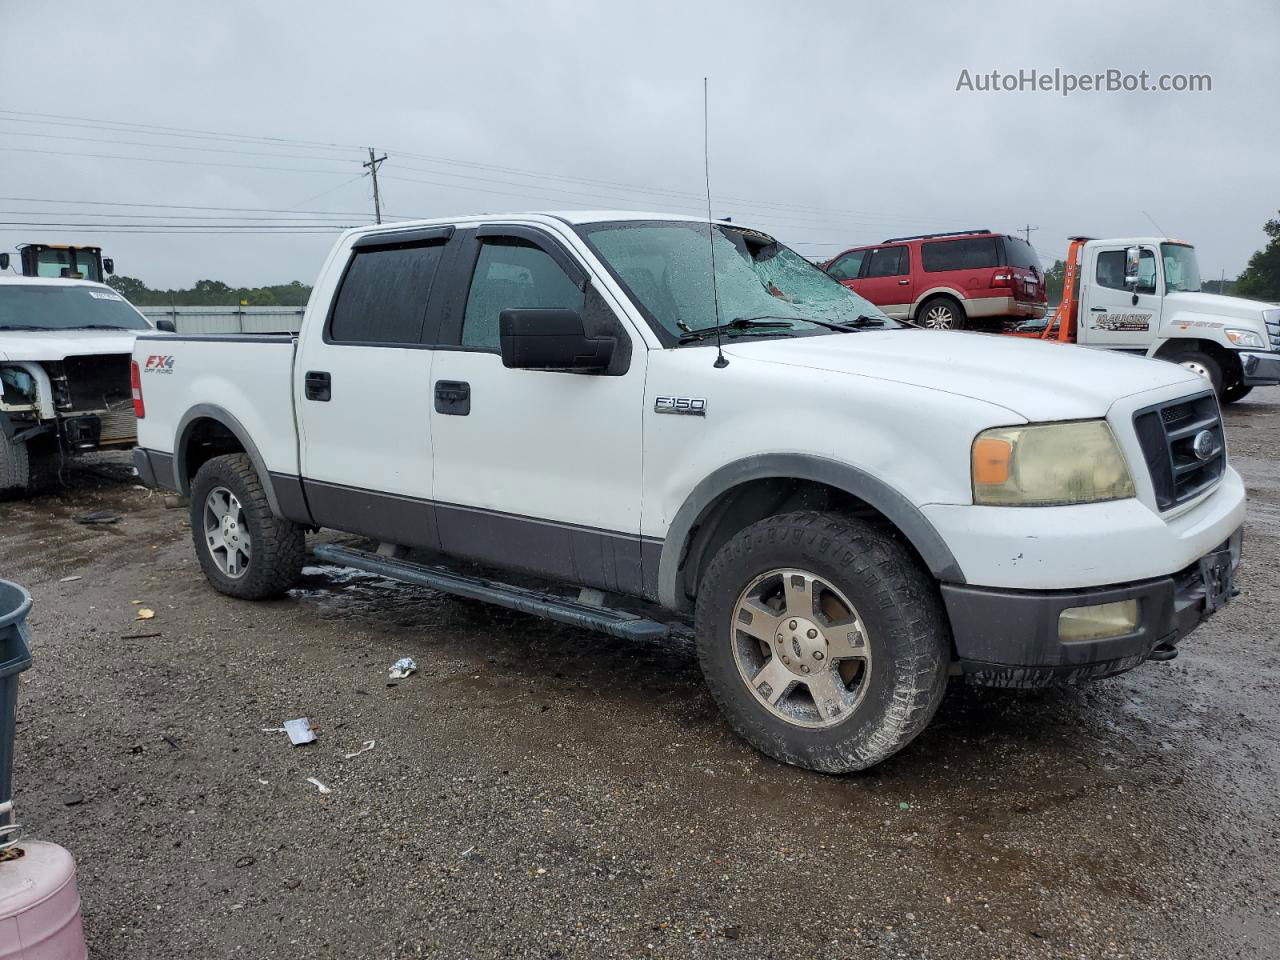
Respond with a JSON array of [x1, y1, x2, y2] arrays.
[[0, 276, 160, 495], [1010, 236, 1280, 403], [131, 212, 1246, 772]]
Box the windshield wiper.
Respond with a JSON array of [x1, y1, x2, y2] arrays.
[[677, 317, 795, 343], [736, 314, 891, 333]]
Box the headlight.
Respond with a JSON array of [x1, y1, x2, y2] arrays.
[[1224, 328, 1265, 349], [972, 420, 1136, 506]]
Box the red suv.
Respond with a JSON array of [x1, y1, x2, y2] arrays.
[[821, 230, 1047, 329]]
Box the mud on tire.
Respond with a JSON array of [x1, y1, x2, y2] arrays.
[[189, 453, 304, 600], [694, 511, 950, 773]]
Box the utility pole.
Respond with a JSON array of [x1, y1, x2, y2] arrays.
[[1021, 224, 1038, 244], [363, 147, 387, 224]]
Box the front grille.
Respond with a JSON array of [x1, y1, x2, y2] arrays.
[[1264, 308, 1280, 351], [1132, 390, 1225, 511]]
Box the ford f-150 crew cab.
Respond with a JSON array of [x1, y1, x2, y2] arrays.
[[130, 212, 1246, 773], [1, 276, 157, 496]]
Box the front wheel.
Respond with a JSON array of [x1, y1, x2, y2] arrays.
[[694, 511, 950, 773], [1221, 382, 1253, 405], [189, 453, 304, 599], [1167, 349, 1223, 397]]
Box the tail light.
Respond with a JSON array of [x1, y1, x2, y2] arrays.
[[130, 360, 145, 418]]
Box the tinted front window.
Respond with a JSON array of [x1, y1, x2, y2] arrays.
[[329, 242, 443, 344], [1096, 248, 1157, 294], [0, 284, 148, 331], [921, 237, 999, 272], [826, 250, 866, 281], [864, 247, 908, 278], [461, 240, 585, 351]]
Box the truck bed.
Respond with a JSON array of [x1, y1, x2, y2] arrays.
[[132, 334, 301, 485]]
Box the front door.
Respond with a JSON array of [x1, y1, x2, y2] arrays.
[[851, 245, 913, 319], [1080, 244, 1161, 350], [428, 225, 649, 595]]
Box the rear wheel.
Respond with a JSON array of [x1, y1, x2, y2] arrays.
[[694, 511, 950, 773], [189, 453, 304, 599], [917, 296, 966, 330]]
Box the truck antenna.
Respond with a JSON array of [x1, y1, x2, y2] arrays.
[[703, 78, 728, 369]]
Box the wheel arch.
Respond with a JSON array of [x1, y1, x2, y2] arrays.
[[656, 454, 965, 613], [173, 404, 282, 516], [1151, 337, 1240, 381]]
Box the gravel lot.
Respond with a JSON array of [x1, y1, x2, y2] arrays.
[[4, 387, 1278, 959]]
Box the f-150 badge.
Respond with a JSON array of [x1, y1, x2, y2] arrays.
[[655, 396, 707, 416]]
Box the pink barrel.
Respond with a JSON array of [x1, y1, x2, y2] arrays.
[[0, 841, 88, 959]]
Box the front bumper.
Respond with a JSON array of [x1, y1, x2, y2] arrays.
[[1240, 350, 1280, 386], [942, 527, 1242, 687]]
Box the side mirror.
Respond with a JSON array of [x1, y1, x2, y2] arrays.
[[0, 253, 8, 271], [499, 308, 614, 373], [155, 318, 176, 333], [103, 258, 114, 275], [1123, 246, 1141, 289]]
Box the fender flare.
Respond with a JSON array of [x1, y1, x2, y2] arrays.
[[656, 453, 966, 611], [173, 404, 282, 517]]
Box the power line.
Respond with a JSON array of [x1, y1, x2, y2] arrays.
[[0, 144, 355, 175], [0, 127, 363, 163], [0, 109, 365, 152]]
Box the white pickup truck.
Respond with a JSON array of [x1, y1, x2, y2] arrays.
[[131, 212, 1246, 773], [1, 276, 159, 495]]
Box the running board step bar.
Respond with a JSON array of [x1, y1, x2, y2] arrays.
[[311, 543, 673, 641]]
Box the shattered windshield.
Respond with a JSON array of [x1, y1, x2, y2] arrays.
[[0, 284, 150, 331], [577, 221, 896, 342]]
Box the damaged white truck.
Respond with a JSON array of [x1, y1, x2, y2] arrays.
[[1, 276, 157, 495], [131, 213, 1246, 772]]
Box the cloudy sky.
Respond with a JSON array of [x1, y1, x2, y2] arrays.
[[1, 1, 1276, 289]]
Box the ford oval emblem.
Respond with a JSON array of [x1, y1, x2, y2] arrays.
[[1192, 429, 1216, 461]]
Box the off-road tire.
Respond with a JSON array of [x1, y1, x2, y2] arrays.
[[190, 453, 304, 600], [1166, 349, 1223, 397], [694, 511, 950, 773], [0, 433, 58, 499], [917, 296, 966, 330], [1221, 382, 1253, 405]]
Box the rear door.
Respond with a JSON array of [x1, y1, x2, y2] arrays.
[[294, 226, 452, 547], [427, 224, 649, 595], [852, 245, 912, 318], [1079, 243, 1160, 350], [919, 236, 1001, 314]]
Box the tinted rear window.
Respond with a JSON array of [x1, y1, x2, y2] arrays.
[[921, 237, 999, 272], [1003, 236, 1041, 272], [329, 241, 444, 345]]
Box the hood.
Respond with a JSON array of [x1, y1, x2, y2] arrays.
[[0, 328, 147, 363], [1165, 290, 1274, 323], [723, 329, 1201, 421]]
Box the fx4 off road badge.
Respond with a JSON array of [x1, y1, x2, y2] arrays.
[[655, 396, 707, 417]]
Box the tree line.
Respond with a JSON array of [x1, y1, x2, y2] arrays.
[[105, 276, 312, 307]]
